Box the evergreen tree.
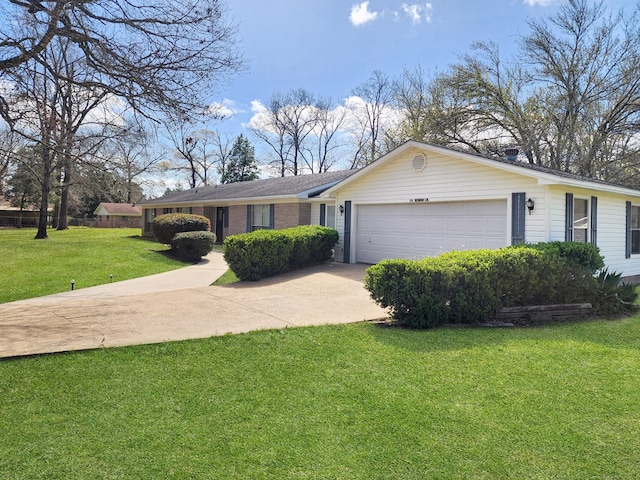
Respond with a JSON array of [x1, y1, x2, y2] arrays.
[[221, 134, 259, 184]]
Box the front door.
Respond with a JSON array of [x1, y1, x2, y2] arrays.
[[215, 207, 225, 244]]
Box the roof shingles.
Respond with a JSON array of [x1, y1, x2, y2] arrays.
[[141, 170, 356, 206]]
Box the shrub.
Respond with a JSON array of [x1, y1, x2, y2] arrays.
[[365, 246, 600, 328], [223, 229, 292, 281], [592, 268, 639, 315], [525, 241, 604, 274], [365, 258, 452, 328], [151, 213, 210, 245], [170, 231, 217, 262], [223, 226, 338, 281]]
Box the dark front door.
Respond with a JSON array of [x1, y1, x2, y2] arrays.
[[215, 207, 225, 244]]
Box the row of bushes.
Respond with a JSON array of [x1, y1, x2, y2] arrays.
[[223, 226, 338, 281], [364, 242, 636, 328]]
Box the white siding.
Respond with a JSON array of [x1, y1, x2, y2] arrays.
[[331, 148, 544, 262], [597, 194, 629, 274], [310, 203, 321, 226]]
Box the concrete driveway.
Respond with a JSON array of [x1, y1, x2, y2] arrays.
[[0, 253, 388, 358]]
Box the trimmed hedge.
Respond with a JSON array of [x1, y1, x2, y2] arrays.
[[151, 213, 211, 245], [522, 241, 605, 274], [364, 246, 602, 328], [223, 225, 338, 281], [170, 231, 217, 262]]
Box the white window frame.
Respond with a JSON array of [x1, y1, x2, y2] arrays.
[[631, 205, 640, 255], [573, 197, 589, 243], [325, 205, 336, 229]]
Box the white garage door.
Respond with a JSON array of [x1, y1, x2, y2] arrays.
[[355, 200, 508, 264]]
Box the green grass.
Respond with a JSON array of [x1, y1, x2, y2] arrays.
[[0, 227, 188, 303], [1, 319, 639, 479], [211, 267, 239, 285]]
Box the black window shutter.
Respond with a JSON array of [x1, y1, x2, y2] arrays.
[[320, 204, 326, 226], [565, 193, 574, 242], [626, 201, 632, 259], [246, 205, 252, 232], [269, 204, 275, 229], [511, 192, 526, 245], [343, 201, 352, 263], [590, 196, 597, 245]]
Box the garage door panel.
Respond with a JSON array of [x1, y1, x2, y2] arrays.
[[355, 201, 508, 264]]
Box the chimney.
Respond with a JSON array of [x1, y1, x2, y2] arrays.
[[504, 148, 519, 161]]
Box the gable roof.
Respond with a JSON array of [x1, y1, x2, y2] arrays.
[[322, 141, 640, 198], [95, 203, 142, 216], [141, 170, 357, 206]]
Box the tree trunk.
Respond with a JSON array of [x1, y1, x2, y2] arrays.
[[35, 149, 52, 239], [57, 164, 70, 230]]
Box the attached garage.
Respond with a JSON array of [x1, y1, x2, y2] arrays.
[[321, 141, 640, 279], [355, 200, 508, 264]]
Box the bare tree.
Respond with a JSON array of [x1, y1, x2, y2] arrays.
[[166, 120, 229, 188], [348, 70, 395, 168], [1, 32, 122, 235], [407, 0, 640, 185], [0, 0, 242, 237], [0, 127, 25, 195], [302, 98, 348, 173], [391, 65, 437, 147], [251, 89, 320, 176], [104, 127, 164, 204], [211, 132, 234, 183], [1, 0, 244, 119]]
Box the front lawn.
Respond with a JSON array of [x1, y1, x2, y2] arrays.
[[1, 320, 639, 479], [0, 228, 188, 303]]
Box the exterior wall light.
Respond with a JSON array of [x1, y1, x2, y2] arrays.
[[339, 204, 344, 216], [526, 198, 535, 215]]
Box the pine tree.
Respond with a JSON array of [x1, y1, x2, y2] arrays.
[[221, 134, 259, 184]]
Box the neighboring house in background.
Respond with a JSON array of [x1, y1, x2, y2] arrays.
[[94, 203, 142, 228], [0, 195, 39, 227], [139, 170, 355, 244], [319, 141, 640, 281]]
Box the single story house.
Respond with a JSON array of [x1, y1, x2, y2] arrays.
[[139, 170, 355, 243], [0, 195, 39, 227], [319, 141, 640, 280], [94, 203, 142, 228]]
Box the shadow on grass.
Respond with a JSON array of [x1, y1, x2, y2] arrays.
[[365, 314, 640, 354]]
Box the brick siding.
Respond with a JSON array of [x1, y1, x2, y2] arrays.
[[274, 203, 310, 229]]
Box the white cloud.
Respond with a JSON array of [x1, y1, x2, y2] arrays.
[[401, 3, 433, 25], [208, 98, 240, 119], [349, 1, 378, 26], [523, 0, 555, 6]]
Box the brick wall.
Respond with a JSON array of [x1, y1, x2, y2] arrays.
[[96, 215, 142, 228], [274, 203, 310, 229], [227, 205, 247, 236]]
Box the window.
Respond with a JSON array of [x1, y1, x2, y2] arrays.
[[252, 204, 271, 230], [144, 208, 155, 232], [573, 198, 588, 243], [632, 205, 640, 254], [326, 205, 336, 229], [163, 208, 172, 214]]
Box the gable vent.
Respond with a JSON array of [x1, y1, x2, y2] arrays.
[[411, 153, 427, 172]]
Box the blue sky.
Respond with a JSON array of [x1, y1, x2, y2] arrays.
[[210, 0, 629, 140]]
